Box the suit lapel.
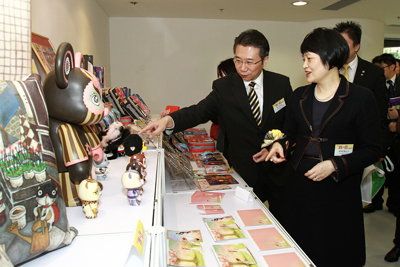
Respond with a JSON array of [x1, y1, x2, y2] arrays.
[[231, 74, 257, 126], [299, 84, 314, 133], [353, 57, 367, 84], [261, 70, 272, 130]]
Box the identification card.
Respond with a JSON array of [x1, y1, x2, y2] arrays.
[[334, 144, 354, 156], [272, 98, 286, 113]]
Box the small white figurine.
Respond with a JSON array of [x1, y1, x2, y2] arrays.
[[94, 155, 109, 181], [78, 177, 103, 218]]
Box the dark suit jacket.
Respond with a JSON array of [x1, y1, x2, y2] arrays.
[[354, 57, 388, 150], [170, 70, 292, 190], [282, 77, 381, 266]]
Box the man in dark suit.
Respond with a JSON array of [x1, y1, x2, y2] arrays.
[[334, 21, 389, 213], [141, 29, 292, 220]]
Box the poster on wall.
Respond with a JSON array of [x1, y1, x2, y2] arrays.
[[31, 33, 56, 74]]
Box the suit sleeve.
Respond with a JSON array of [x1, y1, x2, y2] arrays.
[[170, 85, 219, 133], [372, 69, 389, 152]]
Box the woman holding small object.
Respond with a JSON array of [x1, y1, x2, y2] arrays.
[[258, 28, 381, 266]]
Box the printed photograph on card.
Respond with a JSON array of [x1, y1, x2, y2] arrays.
[[248, 227, 291, 251], [204, 216, 245, 241], [167, 230, 203, 245], [237, 209, 271, 226], [168, 239, 205, 267], [213, 243, 258, 267], [190, 191, 224, 204], [263, 252, 306, 267]]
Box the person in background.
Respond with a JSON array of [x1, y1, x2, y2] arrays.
[[141, 29, 293, 221], [210, 58, 236, 158], [260, 27, 381, 266], [334, 22, 388, 178], [369, 53, 400, 215], [372, 54, 400, 262], [396, 58, 400, 76]]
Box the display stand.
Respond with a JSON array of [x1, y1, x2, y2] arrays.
[[163, 170, 316, 267]]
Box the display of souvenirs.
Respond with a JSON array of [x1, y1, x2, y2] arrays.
[[192, 152, 231, 175], [237, 209, 271, 226], [203, 216, 245, 241], [183, 128, 216, 154], [263, 252, 306, 267], [212, 243, 258, 267], [247, 227, 291, 251], [77, 178, 103, 219]]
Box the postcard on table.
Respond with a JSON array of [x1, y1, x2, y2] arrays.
[[212, 243, 258, 267], [248, 227, 291, 251], [167, 239, 205, 267], [167, 230, 203, 245], [203, 216, 245, 241], [197, 204, 224, 215], [263, 252, 306, 267], [190, 191, 225, 204], [194, 178, 231, 191], [237, 209, 271, 226]]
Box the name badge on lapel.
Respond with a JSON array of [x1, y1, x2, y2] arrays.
[[334, 144, 354, 156], [272, 98, 286, 113]]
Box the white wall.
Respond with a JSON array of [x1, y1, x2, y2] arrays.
[[31, 0, 110, 86], [110, 17, 384, 114]]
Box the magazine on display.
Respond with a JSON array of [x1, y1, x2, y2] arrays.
[[212, 243, 258, 267], [203, 216, 245, 241]]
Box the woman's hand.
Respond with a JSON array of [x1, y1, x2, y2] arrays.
[[265, 142, 286, 163], [304, 160, 335, 182], [139, 115, 174, 137], [253, 148, 269, 163]]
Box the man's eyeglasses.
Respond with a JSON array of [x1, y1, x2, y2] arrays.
[[233, 58, 263, 67]]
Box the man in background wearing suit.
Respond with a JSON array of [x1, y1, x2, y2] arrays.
[[334, 21, 389, 212], [141, 29, 293, 221], [370, 53, 400, 215]]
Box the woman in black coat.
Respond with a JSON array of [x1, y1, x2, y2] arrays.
[[263, 28, 381, 266]]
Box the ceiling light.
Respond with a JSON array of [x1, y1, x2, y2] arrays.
[[292, 1, 308, 6]]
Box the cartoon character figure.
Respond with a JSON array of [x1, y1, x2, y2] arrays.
[[129, 152, 147, 179], [94, 155, 109, 181], [43, 43, 107, 207], [77, 178, 103, 219], [100, 121, 143, 160], [33, 182, 60, 231], [121, 168, 142, 206]]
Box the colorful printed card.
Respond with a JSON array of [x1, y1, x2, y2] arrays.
[[168, 239, 205, 267], [195, 178, 231, 191], [212, 243, 258, 267], [237, 209, 271, 226], [248, 227, 291, 251], [167, 230, 203, 245], [203, 216, 245, 241], [263, 252, 305, 267], [197, 204, 224, 215], [190, 191, 224, 204]]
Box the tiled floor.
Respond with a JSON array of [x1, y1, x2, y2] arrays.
[[364, 206, 400, 266]]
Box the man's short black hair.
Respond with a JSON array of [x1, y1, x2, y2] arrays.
[[233, 29, 270, 58], [333, 21, 362, 45], [301, 27, 349, 70], [372, 53, 397, 66]]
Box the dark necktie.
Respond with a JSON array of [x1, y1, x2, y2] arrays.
[[387, 80, 396, 98], [248, 81, 261, 126]]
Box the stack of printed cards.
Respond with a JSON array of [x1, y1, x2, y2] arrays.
[[212, 243, 258, 267], [263, 252, 306, 267], [197, 204, 224, 215], [167, 230, 205, 267], [203, 216, 245, 241], [247, 228, 291, 251], [190, 191, 225, 204]]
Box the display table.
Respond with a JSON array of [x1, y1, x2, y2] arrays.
[[164, 170, 315, 267], [22, 149, 163, 267]]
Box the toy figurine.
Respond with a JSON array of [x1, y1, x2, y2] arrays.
[[121, 168, 143, 206], [101, 121, 143, 160], [129, 152, 147, 179], [43, 43, 108, 207], [77, 178, 103, 218], [94, 155, 109, 181]]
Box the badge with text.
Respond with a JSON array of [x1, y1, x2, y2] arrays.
[[272, 98, 286, 113], [334, 144, 354, 156]]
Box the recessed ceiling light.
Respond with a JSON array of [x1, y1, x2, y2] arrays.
[[292, 1, 308, 6]]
